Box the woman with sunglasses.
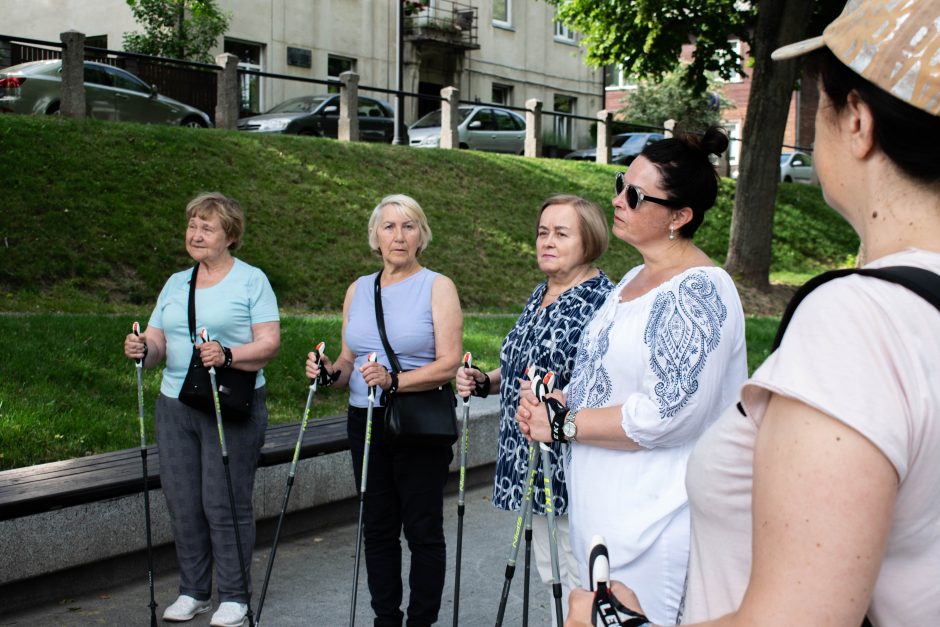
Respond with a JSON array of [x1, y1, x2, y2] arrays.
[[517, 126, 747, 625]]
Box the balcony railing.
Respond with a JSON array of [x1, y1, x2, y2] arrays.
[[404, 0, 479, 51]]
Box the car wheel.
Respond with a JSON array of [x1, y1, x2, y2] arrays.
[[783, 175, 793, 183], [459, 143, 469, 149], [181, 116, 207, 128], [45, 102, 60, 115]]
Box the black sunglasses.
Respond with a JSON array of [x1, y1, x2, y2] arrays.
[[615, 171, 682, 209]]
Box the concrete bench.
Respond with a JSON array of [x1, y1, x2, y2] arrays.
[[0, 396, 501, 598], [0, 416, 350, 522]]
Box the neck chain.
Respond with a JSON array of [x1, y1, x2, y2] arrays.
[[545, 266, 594, 297]]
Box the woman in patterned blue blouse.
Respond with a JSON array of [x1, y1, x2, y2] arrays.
[[456, 195, 612, 623], [517, 127, 748, 626]]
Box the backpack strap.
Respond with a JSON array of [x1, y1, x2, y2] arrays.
[[773, 266, 940, 351]]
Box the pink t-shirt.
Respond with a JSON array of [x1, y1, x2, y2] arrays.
[[683, 249, 940, 625]]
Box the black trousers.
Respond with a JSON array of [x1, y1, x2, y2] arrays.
[[348, 405, 454, 627]]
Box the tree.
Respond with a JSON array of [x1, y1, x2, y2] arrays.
[[549, 0, 843, 289], [617, 61, 732, 134], [122, 0, 229, 63]]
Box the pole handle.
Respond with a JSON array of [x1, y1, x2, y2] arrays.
[[132, 321, 143, 366]]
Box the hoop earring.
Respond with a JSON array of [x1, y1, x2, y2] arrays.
[[668, 227, 676, 241]]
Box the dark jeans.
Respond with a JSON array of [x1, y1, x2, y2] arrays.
[[348, 405, 454, 627]]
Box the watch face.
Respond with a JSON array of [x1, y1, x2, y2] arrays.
[[563, 421, 577, 438]]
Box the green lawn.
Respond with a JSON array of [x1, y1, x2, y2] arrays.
[[0, 312, 779, 470]]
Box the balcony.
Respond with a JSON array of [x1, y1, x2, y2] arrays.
[[404, 0, 480, 51]]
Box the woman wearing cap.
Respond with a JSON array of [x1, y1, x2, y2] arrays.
[[456, 195, 613, 624], [517, 127, 748, 626], [564, 1, 940, 625]]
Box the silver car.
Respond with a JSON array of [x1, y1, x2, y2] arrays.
[[0, 60, 211, 127], [564, 132, 665, 165], [409, 105, 526, 153], [780, 151, 816, 184]]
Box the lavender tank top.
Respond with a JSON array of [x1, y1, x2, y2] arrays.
[[345, 268, 439, 407]]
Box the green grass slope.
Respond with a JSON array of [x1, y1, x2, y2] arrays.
[[0, 116, 857, 313]]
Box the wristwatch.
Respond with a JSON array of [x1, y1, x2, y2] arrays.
[[562, 410, 578, 442]]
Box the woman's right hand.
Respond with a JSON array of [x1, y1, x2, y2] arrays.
[[455, 366, 483, 398], [124, 332, 147, 361], [305, 350, 334, 381]]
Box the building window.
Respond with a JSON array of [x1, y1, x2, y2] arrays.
[[85, 35, 108, 49], [724, 121, 742, 167], [327, 55, 356, 93], [554, 14, 574, 43], [492, 83, 513, 106], [224, 39, 263, 115], [553, 94, 576, 147], [716, 39, 744, 83], [605, 64, 636, 91], [493, 0, 511, 27]]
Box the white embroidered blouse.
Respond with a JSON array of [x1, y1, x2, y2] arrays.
[[564, 265, 747, 623]]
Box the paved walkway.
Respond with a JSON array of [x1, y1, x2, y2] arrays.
[[3, 477, 557, 627]]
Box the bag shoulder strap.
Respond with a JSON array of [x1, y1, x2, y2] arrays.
[[373, 271, 403, 373], [773, 265, 940, 351], [187, 264, 199, 344]]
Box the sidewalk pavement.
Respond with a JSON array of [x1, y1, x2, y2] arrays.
[[3, 471, 558, 627]]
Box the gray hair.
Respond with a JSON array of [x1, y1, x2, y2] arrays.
[[367, 194, 433, 256]]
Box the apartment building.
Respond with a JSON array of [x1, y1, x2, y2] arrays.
[[4, 0, 605, 148]]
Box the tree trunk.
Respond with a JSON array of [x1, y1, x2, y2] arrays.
[[724, 0, 815, 289]]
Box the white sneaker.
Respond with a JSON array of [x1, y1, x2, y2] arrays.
[[162, 594, 212, 622], [209, 602, 248, 627]]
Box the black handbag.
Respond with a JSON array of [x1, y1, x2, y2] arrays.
[[373, 271, 458, 447], [178, 264, 257, 421]]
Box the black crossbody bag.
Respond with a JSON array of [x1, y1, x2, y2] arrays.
[[178, 264, 258, 421], [373, 271, 458, 447]]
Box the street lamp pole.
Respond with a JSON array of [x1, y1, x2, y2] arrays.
[[392, 0, 406, 145]]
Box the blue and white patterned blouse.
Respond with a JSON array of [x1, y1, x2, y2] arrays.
[[492, 272, 612, 515]]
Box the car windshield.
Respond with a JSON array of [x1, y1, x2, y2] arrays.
[[619, 135, 649, 151], [267, 96, 329, 114], [780, 154, 791, 164], [411, 107, 473, 128]]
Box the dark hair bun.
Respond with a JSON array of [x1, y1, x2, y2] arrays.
[[699, 125, 729, 157]]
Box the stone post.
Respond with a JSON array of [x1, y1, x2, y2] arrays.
[[339, 71, 360, 143], [214, 53, 240, 129], [716, 149, 731, 178], [663, 118, 676, 138], [439, 86, 459, 149], [595, 109, 612, 164], [59, 30, 85, 119], [524, 99, 542, 158]]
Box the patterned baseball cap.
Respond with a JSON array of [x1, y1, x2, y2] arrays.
[[772, 0, 940, 116]]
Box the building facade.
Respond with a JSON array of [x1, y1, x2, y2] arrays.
[[4, 0, 604, 149]]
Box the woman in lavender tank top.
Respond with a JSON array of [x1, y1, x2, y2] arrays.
[[306, 194, 463, 627]]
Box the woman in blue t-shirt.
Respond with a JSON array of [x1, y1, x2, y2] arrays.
[[124, 192, 280, 627], [306, 194, 462, 627], [455, 195, 612, 624]]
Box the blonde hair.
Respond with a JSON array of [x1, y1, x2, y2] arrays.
[[185, 192, 245, 251], [367, 194, 433, 256], [537, 195, 609, 264]]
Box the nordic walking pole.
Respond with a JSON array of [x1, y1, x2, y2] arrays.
[[349, 352, 378, 627], [532, 371, 564, 627], [588, 536, 637, 627], [494, 443, 537, 627], [452, 351, 473, 627], [132, 322, 159, 627], [256, 341, 327, 626], [522, 454, 534, 627], [202, 328, 256, 627]]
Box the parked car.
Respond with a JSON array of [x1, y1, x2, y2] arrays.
[[780, 151, 816, 184], [0, 59, 211, 127], [564, 132, 665, 165], [408, 105, 526, 153], [237, 94, 395, 142]]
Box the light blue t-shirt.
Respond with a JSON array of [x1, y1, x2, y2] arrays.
[[345, 268, 438, 408], [148, 258, 280, 398]]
